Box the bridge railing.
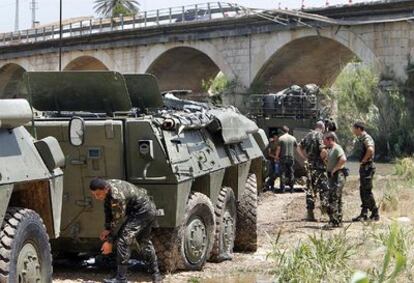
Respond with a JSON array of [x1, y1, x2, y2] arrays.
[[0, 2, 244, 47]]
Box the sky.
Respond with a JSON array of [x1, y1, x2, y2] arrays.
[[0, 0, 374, 33]]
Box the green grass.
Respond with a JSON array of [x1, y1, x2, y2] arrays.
[[371, 223, 408, 283], [267, 230, 356, 282], [352, 223, 411, 283], [380, 180, 400, 213], [268, 222, 412, 283], [188, 277, 201, 283], [394, 158, 414, 182]]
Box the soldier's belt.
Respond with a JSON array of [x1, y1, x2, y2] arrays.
[[327, 168, 349, 178], [360, 160, 374, 167]]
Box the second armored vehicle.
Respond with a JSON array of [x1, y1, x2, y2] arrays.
[[0, 99, 65, 282]]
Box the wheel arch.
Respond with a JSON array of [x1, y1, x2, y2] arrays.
[[8, 180, 57, 239], [222, 162, 251, 201], [191, 170, 225, 207], [0, 185, 13, 226], [250, 157, 265, 193]]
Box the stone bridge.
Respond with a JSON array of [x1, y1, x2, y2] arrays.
[[0, 0, 413, 99]]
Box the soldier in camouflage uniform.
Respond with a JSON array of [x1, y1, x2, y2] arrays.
[[298, 121, 329, 222], [351, 122, 380, 222], [89, 178, 163, 283], [323, 132, 347, 228]]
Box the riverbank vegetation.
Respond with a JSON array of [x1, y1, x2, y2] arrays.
[[326, 64, 414, 159], [267, 160, 414, 282]]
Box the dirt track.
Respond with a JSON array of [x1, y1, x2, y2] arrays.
[[53, 163, 397, 283], [53, 190, 294, 283]]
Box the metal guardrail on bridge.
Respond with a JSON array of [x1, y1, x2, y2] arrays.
[[0, 2, 244, 47], [2, 1, 413, 48]]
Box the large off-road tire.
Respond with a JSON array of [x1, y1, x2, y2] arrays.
[[234, 174, 258, 252], [152, 192, 215, 272], [177, 192, 215, 271], [0, 207, 53, 283], [209, 187, 236, 262]]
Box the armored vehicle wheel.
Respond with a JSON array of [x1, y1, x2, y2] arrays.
[[177, 192, 215, 271], [0, 207, 52, 283], [153, 193, 215, 272], [234, 174, 258, 252], [209, 187, 236, 262]]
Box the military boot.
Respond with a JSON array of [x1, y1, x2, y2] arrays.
[[304, 209, 317, 222], [370, 208, 380, 221], [152, 272, 164, 283], [103, 265, 128, 283], [150, 262, 164, 283], [352, 209, 368, 222]]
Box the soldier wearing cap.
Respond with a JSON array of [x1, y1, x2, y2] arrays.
[[298, 121, 329, 222], [89, 178, 163, 283], [351, 122, 380, 222]]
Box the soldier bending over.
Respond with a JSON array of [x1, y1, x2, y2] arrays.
[[89, 178, 163, 283]]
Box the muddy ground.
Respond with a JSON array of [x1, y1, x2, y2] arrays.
[[54, 163, 405, 283]]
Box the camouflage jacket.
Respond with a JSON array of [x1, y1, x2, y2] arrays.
[[300, 130, 326, 169], [104, 179, 154, 233], [352, 132, 375, 162]]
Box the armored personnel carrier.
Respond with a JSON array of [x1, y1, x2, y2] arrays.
[[18, 71, 267, 272], [0, 99, 64, 282]]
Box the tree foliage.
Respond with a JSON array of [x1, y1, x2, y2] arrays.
[[202, 73, 240, 105], [94, 0, 140, 17], [328, 64, 413, 159]]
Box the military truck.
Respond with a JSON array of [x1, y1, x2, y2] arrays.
[[248, 84, 331, 179], [0, 99, 64, 282], [16, 71, 267, 272], [248, 84, 321, 138]]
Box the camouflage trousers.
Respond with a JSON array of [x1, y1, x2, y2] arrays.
[[359, 162, 377, 213], [116, 211, 159, 274], [306, 169, 329, 212], [327, 171, 346, 225], [280, 157, 295, 191]]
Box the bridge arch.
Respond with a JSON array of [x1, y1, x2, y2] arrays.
[[64, 55, 109, 71], [142, 43, 235, 93], [0, 63, 26, 98], [251, 28, 381, 92]]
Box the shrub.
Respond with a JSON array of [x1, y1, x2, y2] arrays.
[[268, 230, 356, 282], [369, 223, 409, 282], [327, 64, 413, 158], [394, 158, 414, 181]]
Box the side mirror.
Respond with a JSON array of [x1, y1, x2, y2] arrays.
[[69, 117, 85, 147]]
